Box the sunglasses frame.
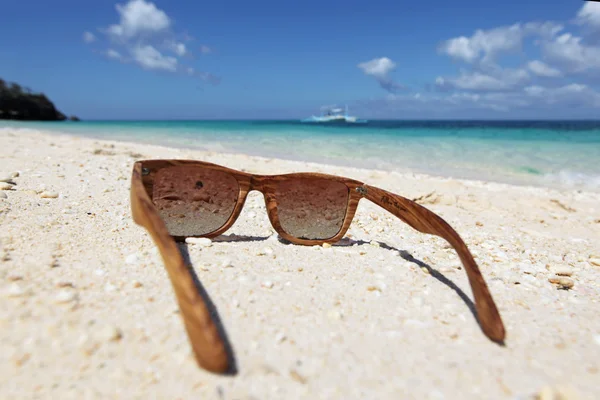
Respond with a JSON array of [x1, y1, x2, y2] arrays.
[[130, 159, 506, 374], [136, 159, 365, 244]]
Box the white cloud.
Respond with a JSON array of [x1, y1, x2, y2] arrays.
[[522, 83, 600, 106], [440, 36, 478, 63], [106, 49, 123, 60], [439, 22, 563, 65], [542, 33, 600, 73], [525, 83, 586, 96], [446, 92, 481, 104], [576, 2, 600, 30], [358, 57, 396, 78], [436, 68, 530, 91], [358, 57, 404, 93], [83, 31, 96, 43], [360, 5, 600, 117], [362, 82, 600, 117], [85, 0, 219, 83], [132, 45, 177, 71], [107, 0, 170, 39], [167, 41, 186, 56], [527, 60, 562, 77], [523, 21, 565, 39], [439, 24, 523, 64]]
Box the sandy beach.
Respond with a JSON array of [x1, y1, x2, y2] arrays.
[[1, 127, 599, 399]]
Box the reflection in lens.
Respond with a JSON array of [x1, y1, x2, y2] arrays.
[[152, 166, 239, 236], [275, 178, 348, 240]]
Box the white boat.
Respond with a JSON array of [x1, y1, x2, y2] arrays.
[[301, 105, 367, 124]]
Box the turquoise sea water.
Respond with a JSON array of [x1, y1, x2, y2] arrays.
[[2, 120, 600, 191]]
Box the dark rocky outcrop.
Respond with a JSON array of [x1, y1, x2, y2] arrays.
[[0, 78, 75, 121]]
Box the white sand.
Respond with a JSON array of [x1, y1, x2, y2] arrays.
[[1, 128, 599, 400]]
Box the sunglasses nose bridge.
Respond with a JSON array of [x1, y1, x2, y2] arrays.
[[248, 175, 268, 193]]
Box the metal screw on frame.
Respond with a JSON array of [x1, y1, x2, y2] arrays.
[[355, 186, 368, 196]]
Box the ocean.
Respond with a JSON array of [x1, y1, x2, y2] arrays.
[[2, 119, 600, 192]]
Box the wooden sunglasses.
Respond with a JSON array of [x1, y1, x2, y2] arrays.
[[130, 159, 506, 373]]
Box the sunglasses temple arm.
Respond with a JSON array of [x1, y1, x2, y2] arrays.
[[362, 184, 506, 343], [130, 171, 230, 373]]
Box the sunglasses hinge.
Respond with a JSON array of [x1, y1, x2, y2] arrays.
[[355, 186, 368, 196]]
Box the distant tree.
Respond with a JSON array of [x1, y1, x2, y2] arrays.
[[9, 82, 22, 95], [0, 79, 69, 121]]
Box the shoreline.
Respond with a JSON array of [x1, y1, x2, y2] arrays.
[[1, 128, 600, 399], [2, 126, 599, 196]]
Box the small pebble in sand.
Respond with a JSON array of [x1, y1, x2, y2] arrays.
[[330, 309, 344, 320], [412, 297, 424, 307], [49, 257, 60, 268], [0, 176, 15, 183], [0, 192, 7, 199], [547, 266, 573, 277], [534, 385, 579, 400], [289, 369, 307, 384], [100, 325, 123, 342], [322, 243, 332, 248], [256, 247, 274, 256], [589, 258, 600, 267], [55, 290, 78, 303], [11, 351, 31, 367], [40, 191, 59, 199], [0, 182, 14, 190], [261, 281, 274, 289], [10, 171, 19, 178], [125, 254, 139, 265], [6, 283, 28, 297], [132, 281, 143, 288], [104, 283, 118, 292], [548, 277, 574, 290], [275, 331, 287, 343], [78, 335, 100, 357], [185, 237, 212, 247], [221, 259, 234, 268]]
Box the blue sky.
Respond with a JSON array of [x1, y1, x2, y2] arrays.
[[1, 0, 600, 119]]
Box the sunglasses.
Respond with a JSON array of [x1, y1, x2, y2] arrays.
[[130, 160, 506, 373]]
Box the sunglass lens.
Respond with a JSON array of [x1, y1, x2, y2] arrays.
[[274, 178, 348, 240], [152, 165, 239, 236]]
